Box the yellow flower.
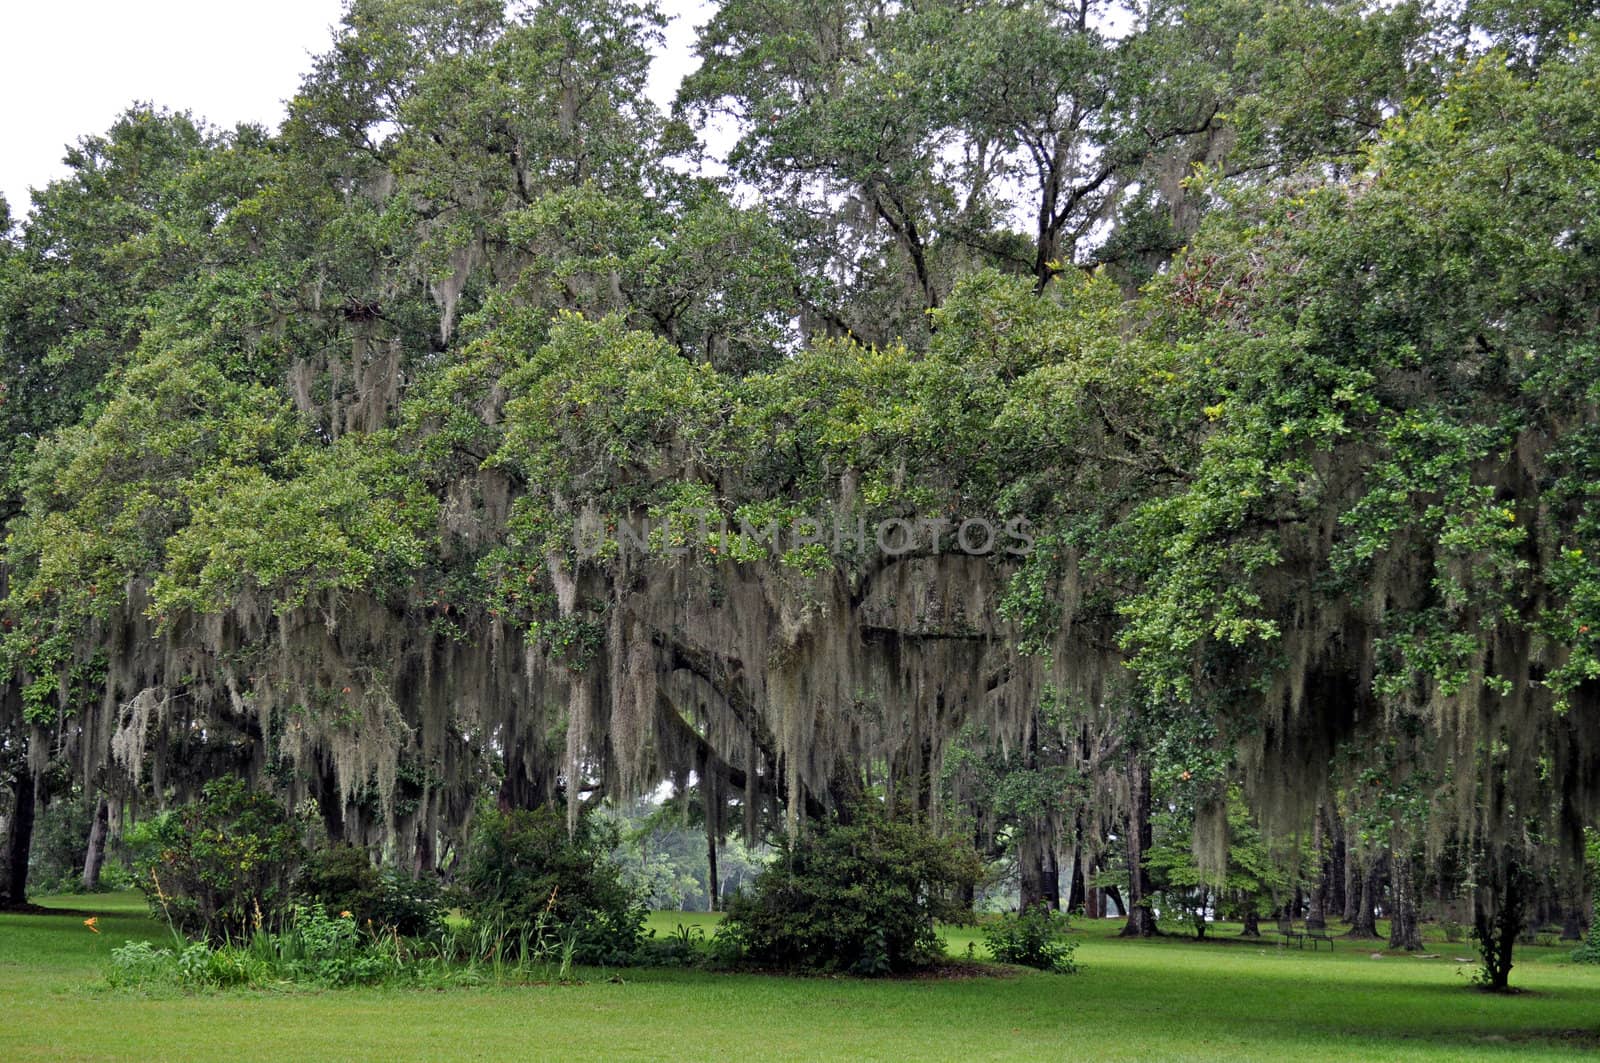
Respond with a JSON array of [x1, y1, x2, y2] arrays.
[[83, 917, 100, 934], [340, 910, 353, 919]]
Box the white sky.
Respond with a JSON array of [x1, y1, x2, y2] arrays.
[[0, 0, 710, 217]]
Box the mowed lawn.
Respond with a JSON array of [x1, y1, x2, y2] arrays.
[[2, 893, 1597, 1061]]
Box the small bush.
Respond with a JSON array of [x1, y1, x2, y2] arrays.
[[459, 805, 645, 965], [126, 778, 305, 942], [983, 906, 1079, 973], [296, 846, 442, 937], [719, 802, 980, 975]]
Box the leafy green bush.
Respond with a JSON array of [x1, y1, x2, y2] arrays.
[[459, 805, 645, 965], [296, 845, 442, 937], [126, 778, 305, 942], [1573, 894, 1600, 965], [719, 802, 980, 975], [983, 906, 1079, 972]]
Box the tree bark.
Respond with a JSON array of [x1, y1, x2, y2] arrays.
[[1120, 757, 1159, 936], [1343, 848, 1362, 926], [1388, 850, 1422, 951], [1062, 816, 1088, 909], [1561, 905, 1584, 942], [81, 795, 110, 892], [1347, 855, 1382, 939], [1308, 811, 1327, 928], [706, 829, 720, 913], [1240, 905, 1261, 937], [1019, 818, 1060, 911], [1326, 806, 1347, 919], [1, 767, 39, 908]]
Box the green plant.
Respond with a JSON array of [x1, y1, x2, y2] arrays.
[[1572, 894, 1600, 965], [982, 906, 1079, 973], [126, 778, 305, 943], [296, 845, 442, 937], [459, 805, 646, 965], [719, 801, 980, 975]]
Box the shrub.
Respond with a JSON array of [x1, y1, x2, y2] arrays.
[[1573, 894, 1600, 965], [127, 778, 305, 942], [983, 906, 1079, 972], [296, 845, 442, 938], [459, 805, 645, 965], [719, 802, 981, 975]]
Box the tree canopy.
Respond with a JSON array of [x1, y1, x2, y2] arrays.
[[2, 0, 1597, 989]]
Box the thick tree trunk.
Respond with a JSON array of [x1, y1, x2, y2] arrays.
[[1308, 813, 1327, 928], [1240, 905, 1261, 937], [1, 767, 39, 908], [1120, 758, 1159, 937], [1561, 905, 1584, 942], [1019, 819, 1060, 911], [1326, 807, 1347, 919], [1388, 851, 1422, 951], [1066, 817, 1087, 914], [1347, 855, 1382, 939], [1343, 849, 1362, 926], [81, 795, 110, 892]]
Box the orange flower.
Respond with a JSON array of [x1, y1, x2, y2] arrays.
[[83, 917, 100, 934], [340, 910, 353, 919]]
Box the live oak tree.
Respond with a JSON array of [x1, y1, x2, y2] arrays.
[[0, 2, 1595, 996]]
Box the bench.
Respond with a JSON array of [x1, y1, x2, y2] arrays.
[[1276, 915, 1335, 950]]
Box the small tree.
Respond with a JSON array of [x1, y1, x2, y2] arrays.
[[720, 801, 981, 975]]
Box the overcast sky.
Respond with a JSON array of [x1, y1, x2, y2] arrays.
[[0, 0, 710, 216]]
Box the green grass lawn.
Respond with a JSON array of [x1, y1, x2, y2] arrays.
[[1, 893, 1596, 1061]]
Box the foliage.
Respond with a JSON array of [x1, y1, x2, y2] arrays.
[[720, 802, 981, 975], [29, 797, 128, 893], [458, 805, 645, 965], [602, 796, 769, 911], [2, 0, 1600, 998], [1573, 892, 1600, 965], [981, 906, 1079, 973], [107, 904, 412, 989], [126, 779, 305, 943], [1145, 784, 1286, 938], [295, 845, 442, 938]]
